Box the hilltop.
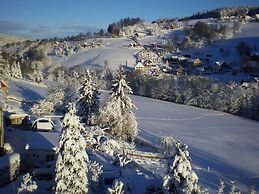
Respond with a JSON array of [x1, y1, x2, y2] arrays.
[[0, 33, 26, 47]]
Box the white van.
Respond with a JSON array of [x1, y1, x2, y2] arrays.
[[32, 118, 55, 132]]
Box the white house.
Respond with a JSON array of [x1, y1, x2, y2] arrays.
[[135, 62, 145, 71]]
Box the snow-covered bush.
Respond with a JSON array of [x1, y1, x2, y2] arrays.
[[99, 67, 138, 141], [108, 179, 125, 194], [115, 153, 132, 167], [161, 136, 177, 156], [48, 86, 65, 112], [55, 103, 89, 194], [163, 140, 199, 194], [88, 160, 103, 187], [48, 83, 78, 113], [77, 69, 99, 125], [17, 173, 37, 193], [30, 100, 54, 116]]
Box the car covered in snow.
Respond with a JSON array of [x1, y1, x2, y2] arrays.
[[32, 118, 55, 132]]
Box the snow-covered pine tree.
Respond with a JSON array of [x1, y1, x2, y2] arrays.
[[99, 66, 138, 141], [229, 181, 241, 194], [55, 103, 89, 194], [0, 51, 10, 81], [77, 69, 99, 126], [17, 173, 38, 193], [218, 180, 225, 194], [249, 185, 256, 194], [10, 61, 22, 79], [108, 179, 125, 194], [163, 140, 199, 194]]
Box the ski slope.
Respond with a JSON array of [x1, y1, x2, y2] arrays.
[[51, 38, 140, 70]]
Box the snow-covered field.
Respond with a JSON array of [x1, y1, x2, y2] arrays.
[[51, 38, 141, 70], [133, 95, 259, 191], [2, 79, 259, 193]]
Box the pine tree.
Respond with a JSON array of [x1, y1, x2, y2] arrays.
[[17, 173, 38, 193], [99, 67, 138, 141], [163, 140, 199, 194], [13, 61, 22, 79], [108, 180, 125, 194], [55, 103, 89, 194], [0, 51, 10, 81], [218, 180, 225, 194], [77, 69, 99, 125], [229, 181, 241, 194]]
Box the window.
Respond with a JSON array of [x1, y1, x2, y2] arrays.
[[46, 154, 55, 162]]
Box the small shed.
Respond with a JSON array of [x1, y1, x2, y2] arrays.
[[6, 113, 30, 126]]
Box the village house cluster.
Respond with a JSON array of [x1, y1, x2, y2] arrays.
[[52, 39, 104, 57]]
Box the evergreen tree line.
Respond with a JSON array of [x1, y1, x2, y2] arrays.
[[127, 72, 259, 121], [107, 17, 143, 36], [182, 6, 259, 20]]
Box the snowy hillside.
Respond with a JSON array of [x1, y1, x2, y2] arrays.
[[132, 95, 259, 191], [50, 38, 141, 70], [0, 33, 25, 47], [8, 79, 48, 101], [4, 80, 259, 192]]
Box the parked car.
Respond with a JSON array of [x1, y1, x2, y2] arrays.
[[32, 118, 55, 131]]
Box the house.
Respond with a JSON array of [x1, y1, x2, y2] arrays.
[[143, 62, 160, 71], [25, 131, 60, 167], [135, 31, 148, 39], [135, 62, 145, 72], [190, 58, 202, 66], [176, 65, 186, 75]]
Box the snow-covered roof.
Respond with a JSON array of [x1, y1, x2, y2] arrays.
[[135, 62, 144, 68], [25, 131, 60, 151]]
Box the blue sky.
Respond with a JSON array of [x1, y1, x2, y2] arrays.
[[0, 0, 258, 38]]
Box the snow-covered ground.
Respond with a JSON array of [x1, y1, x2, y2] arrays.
[[2, 80, 259, 193], [2, 21, 259, 193], [51, 38, 141, 70], [132, 95, 259, 192]]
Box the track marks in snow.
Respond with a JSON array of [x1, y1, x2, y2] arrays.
[[136, 113, 227, 122]]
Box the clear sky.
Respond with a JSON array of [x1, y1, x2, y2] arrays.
[[0, 0, 258, 38]]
